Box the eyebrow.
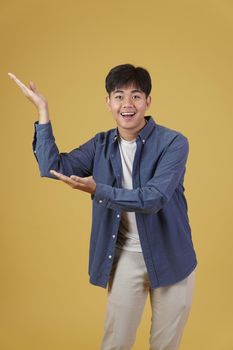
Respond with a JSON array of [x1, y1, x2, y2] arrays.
[[112, 89, 143, 94]]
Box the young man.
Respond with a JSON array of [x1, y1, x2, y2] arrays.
[[8, 64, 198, 350]]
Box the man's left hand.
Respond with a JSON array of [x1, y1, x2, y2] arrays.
[[50, 170, 96, 195]]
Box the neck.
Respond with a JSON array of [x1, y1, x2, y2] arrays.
[[118, 118, 147, 141]]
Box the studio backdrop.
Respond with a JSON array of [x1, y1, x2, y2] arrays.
[[1, 0, 232, 349]]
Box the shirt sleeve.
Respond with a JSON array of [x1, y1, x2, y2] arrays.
[[32, 121, 96, 179], [93, 134, 189, 214]]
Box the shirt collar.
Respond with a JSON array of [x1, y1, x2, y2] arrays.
[[112, 115, 156, 143]]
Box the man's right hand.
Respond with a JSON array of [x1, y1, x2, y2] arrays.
[[8, 72, 50, 124]]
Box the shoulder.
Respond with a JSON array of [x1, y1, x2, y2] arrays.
[[154, 122, 189, 147], [156, 122, 187, 139]]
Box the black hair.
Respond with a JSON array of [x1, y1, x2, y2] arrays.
[[105, 63, 152, 98]]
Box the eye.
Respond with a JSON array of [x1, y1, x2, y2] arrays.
[[115, 95, 123, 99], [133, 95, 141, 99]]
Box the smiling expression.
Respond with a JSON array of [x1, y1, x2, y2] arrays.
[[106, 84, 151, 140]]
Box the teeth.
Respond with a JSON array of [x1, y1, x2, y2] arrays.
[[121, 112, 135, 116]]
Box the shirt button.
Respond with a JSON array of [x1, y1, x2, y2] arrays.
[[117, 214, 120, 218], [34, 150, 37, 153], [142, 139, 145, 143], [112, 235, 115, 238], [108, 255, 112, 259], [98, 199, 103, 203]]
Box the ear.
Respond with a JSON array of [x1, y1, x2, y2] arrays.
[[106, 95, 111, 112], [146, 95, 152, 109]]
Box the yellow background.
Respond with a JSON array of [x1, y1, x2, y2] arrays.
[[1, 0, 232, 349]]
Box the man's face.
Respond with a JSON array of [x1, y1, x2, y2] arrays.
[[106, 84, 151, 137]]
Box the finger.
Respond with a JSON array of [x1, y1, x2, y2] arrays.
[[70, 175, 88, 182], [8, 72, 27, 88], [29, 81, 37, 92], [70, 175, 88, 183], [50, 170, 69, 181], [70, 175, 80, 181], [8, 72, 16, 80], [50, 170, 81, 187], [8, 72, 31, 95]]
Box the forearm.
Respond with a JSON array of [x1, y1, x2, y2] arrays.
[[38, 103, 50, 124], [94, 182, 170, 214], [33, 121, 69, 178], [32, 121, 95, 179]]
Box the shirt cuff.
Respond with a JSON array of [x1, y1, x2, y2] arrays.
[[34, 120, 55, 140], [93, 183, 112, 206]]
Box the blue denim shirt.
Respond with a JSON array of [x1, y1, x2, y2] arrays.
[[32, 115, 197, 289]]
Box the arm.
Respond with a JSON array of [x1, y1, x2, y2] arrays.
[[8, 72, 95, 178], [93, 134, 189, 214], [33, 121, 95, 178]]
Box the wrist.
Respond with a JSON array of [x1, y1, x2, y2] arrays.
[[38, 105, 50, 124]]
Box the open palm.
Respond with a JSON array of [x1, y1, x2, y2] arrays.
[[8, 72, 49, 122], [8, 72, 48, 110]]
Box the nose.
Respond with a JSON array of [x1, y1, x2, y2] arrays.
[[122, 95, 134, 108]]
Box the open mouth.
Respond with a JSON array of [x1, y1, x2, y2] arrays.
[[120, 112, 136, 119]]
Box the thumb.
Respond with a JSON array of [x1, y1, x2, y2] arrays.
[[29, 81, 37, 92]]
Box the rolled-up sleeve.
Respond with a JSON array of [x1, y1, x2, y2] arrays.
[[32, 121, 96, 179], [94, 134, 189, 213]]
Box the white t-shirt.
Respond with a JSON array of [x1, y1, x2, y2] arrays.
[[115, 136, 142, 252]]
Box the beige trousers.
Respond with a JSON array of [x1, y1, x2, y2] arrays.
[[100, 247, 196, 350]]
